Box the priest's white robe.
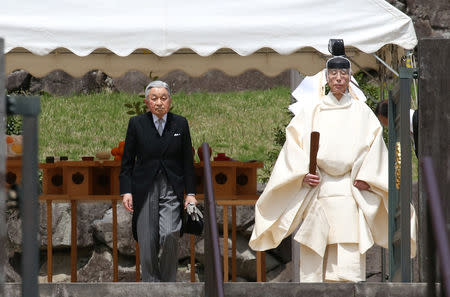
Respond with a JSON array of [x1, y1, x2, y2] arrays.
[[249, 92, 417, 282]]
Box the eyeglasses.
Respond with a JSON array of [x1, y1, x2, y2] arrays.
[[328, 69, 350, 78]]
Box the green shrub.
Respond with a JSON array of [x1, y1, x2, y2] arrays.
[[6, 116, 22, 135]]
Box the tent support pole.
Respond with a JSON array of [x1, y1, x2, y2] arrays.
[[373, 54, 399, 78], [346, 56, 378, 82]]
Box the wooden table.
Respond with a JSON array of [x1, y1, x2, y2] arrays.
[[5, 158, 23, 188], [39, 160, 122, 282], [193, 160, 265, 282], [37, 159, 265, 282]]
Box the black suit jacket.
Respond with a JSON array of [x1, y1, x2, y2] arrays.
[[119, 112, 196, 241]]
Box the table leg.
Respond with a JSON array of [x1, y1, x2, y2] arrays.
[[256, 251, 262, 282], [135, 242, 140, 282], [46, 200, 53, 282], [223, 206, 229, 282], [70, 200, 77, 282], [262, 251, 266, 282], [190, 234, 196, 282], [112, 200, 118, 282], [232, 205, 237, 282]]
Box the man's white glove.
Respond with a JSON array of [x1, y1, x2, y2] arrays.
[[186, 202, 203, 222]]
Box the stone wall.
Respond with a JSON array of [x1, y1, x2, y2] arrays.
[[6, 69, 291, 96], [387, 0, 450, 39], [6, 181, 420, 283], [4, 191, 292, 283]]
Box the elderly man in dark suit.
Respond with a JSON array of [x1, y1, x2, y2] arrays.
[[120, 80, 197, 282]]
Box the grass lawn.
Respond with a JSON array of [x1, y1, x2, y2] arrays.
[[39, 87, 292, 164], [38, 86, 417, 182]]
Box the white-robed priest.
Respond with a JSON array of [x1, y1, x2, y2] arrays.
[[249, 54, 417, 282]]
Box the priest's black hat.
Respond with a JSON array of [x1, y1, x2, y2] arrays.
[[327, 39, 351, 69], [328, 39, 345, 56], [327, 56, 351, 69]]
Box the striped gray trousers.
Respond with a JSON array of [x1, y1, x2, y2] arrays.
[[137, 170, 182, 282]]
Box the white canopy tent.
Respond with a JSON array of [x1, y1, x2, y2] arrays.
[[1, 0, 417, 77]]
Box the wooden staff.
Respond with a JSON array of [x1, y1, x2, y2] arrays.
[[309, 132, 320, 175]]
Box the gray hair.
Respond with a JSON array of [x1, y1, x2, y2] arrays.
[[145, 80, 172, 98]]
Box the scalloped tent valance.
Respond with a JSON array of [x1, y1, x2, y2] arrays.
[[1, 0, 417, 77]]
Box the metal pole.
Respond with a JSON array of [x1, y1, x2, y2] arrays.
[[383, 54, 390, 282], [387, 90, 396, 281], [21, 113, 40, 297], [399, 67, 412, 282], [202, 143, 224, 297], [0, 38, 7, 297], [372, 53, 399, 77]]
